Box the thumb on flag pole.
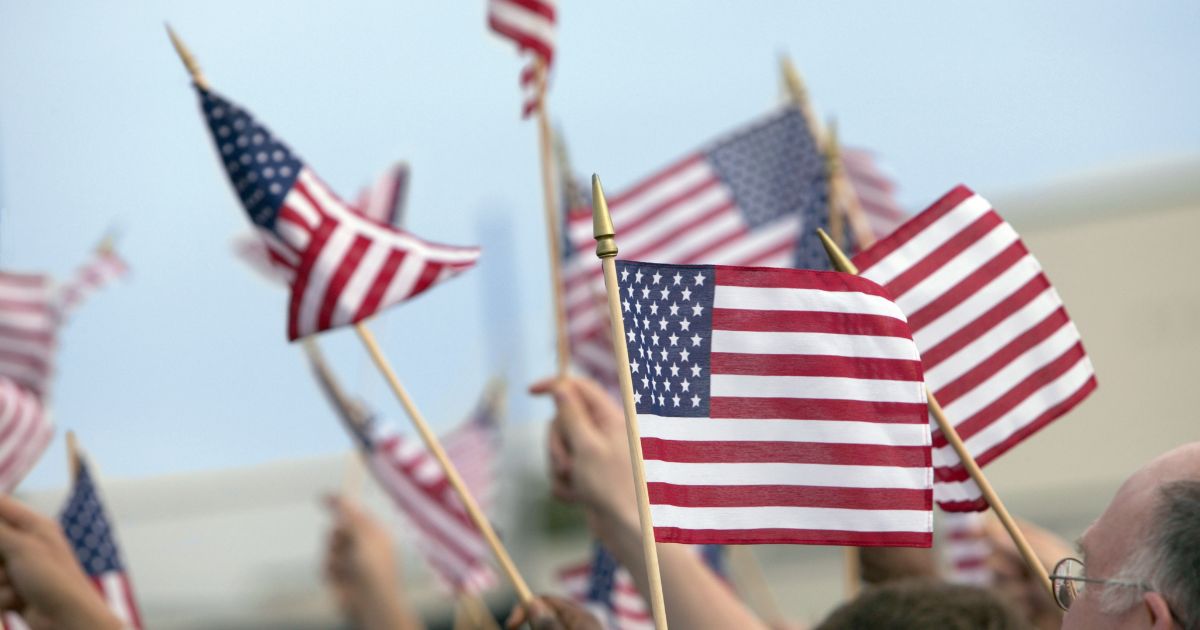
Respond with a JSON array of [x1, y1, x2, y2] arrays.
[[592, 174, 669, 630], [817, 228, 1054, 598], [352, 323, 536, 611]]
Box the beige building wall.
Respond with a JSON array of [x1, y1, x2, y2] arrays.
[[19, 155, 1200, 628]]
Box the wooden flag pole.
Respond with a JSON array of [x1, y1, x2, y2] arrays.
[[353, 323, 536, 609], [166, 24, 209, 90], [533, 58, 571, 376], [815, 229, 1054, 597], [591, 175, 669, 630], [823, 120, 875, 251], [779, 55, 874, 250], [65, 430, 82, 480]]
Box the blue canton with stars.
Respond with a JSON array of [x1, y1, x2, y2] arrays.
[[616, 261, 715, 417], [59, 461, 125, 576], [706, 107, 830, 272], [585, 543, 727, 611], [198, 87, 304, 233]]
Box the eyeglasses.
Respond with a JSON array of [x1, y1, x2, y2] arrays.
[[1049, 557, 1150, 611]]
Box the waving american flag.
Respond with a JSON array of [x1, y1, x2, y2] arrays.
[[853, 186, 1096, 511], [487, 0, 556, 117], [563, 108, 827, 393], [615, 261, 932, 546], [60, 456, 143, 629], [194, 87, 479, 340]]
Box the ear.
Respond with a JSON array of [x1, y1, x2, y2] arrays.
[[1143, 591, 1175, 629]]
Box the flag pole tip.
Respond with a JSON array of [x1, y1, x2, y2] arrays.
[[65, 430, 81, 478], [591, 175, 617, 259], [165, 23, 208, 89], [817, 228, 857, 274]]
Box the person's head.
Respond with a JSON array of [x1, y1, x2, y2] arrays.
[[815, 579, 1028, 630], [1062, 442, 1200, 630]]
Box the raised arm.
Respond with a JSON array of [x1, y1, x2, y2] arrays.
[[532, 376, 769, 630]]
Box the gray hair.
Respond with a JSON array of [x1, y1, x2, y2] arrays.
[[1101, 479, 1200, 628]]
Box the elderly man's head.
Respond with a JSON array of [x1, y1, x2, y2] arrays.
[[1062, 442, 1200, 629]]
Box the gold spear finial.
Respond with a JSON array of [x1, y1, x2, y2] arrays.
[[817, 228, 858, 275], [592, 174, 617, 259], [165, 23, 209, 90]]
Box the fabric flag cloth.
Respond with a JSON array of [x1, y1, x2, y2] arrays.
[[0, 273, 57, 397], [487, 0, 556, 117], [852, 185, 1097, 511], [0, 377, 52, 494], [564, 107, 826, 390], [842, 147, 908, 244], [354, 162, 410, 229], [941, 512, 993, 586], [57, 248, 129, 318], [194, 87, 479, 340], [59, 458, 143, 629], [234, 162, 411, 285], [441, 384, 504, 510], [343, 411, 498, 594], [615, 261, 932, 546], [559, 543, 726, 630]]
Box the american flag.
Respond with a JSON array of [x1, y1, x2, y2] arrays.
[[59, 457, 143, 629], [0, 273, 56, 397], [0, 377, 52, 493], [344, 412, 497, 594], [57, 246, 129, 318], [616, 261, 932, 546], [941, 512, 993, 586], [487, 0, 556, 117], [442, 380, 505, 510], [842, 147, 908, 244], [564, 107, 826, 390], [194, 87, 479, 340], [234, 162, 411, 285], [559, 543, 726, 630], [354, 162, 410, 229], [853, 185, 1097, 511]]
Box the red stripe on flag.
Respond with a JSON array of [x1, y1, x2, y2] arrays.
[[408, 262, 444, 300], [882, 211, 1004, 298], [935, 343, 1089, 446], [905, 241, 1026, 334], [287, 218, 337, 340], [654, 526, 931, 547], [853, 185, 975, 272], [710, 397, 929, 424], [712, 309, 913, 339], [316, 234, 372, 332], [612, 175, 721, 240], [711, 353, 923, 381], [641, 438, 930, 468], [920, 272, 1048, 368], [647, 482, 931, 511], [933, 308, 1071, 407], [353, 249, 407, 322], [716, 266, 893, 299]]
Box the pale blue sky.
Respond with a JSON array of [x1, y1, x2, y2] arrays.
[[0, 1, 1196, 489]]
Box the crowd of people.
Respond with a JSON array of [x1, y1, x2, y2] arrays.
[[0, 376, 1192, 629]]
